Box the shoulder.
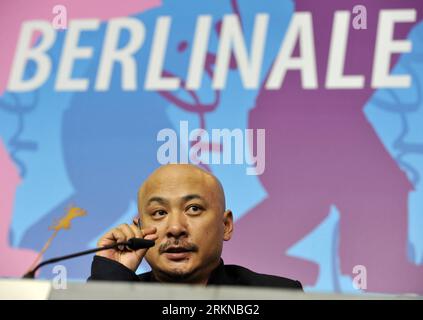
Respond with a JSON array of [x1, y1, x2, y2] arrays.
[[223, 264, 303, 290]]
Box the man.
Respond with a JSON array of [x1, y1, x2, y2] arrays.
[[88, 164, 302, 289]]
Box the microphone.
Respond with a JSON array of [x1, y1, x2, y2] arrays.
[[22, 237, 155, 279]]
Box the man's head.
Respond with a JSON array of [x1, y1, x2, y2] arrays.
[[137, 164, 233, 284]]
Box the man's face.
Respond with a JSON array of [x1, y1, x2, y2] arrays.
[[138, 166, 232, 284]]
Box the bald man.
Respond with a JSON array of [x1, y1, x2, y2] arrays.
[[88, 164, 302, 289]]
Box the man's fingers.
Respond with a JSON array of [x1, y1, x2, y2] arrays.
[[129, 224, 143, 238], [118, 223, 136, 240], [141, 226, 157, 237], [96, 223, 154, 270], [112, 229, 127, 250], [96, 228, 125, 249], [132, 230, 158, 256], [129, 225, 158, 249], [117, 224, 137, 251], [144, 233, 158, 241], [105, 228, 125, 243], [98, 224, 157, 251], [129, 224, 158, 253]]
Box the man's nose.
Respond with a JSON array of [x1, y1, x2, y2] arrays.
[[165, 212, 188, 238]]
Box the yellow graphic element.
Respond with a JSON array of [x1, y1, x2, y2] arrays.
[[26, 205, 87, 274], [49, 206, 87, 231]]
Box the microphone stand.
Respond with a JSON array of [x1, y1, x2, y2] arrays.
[[22, 238, 154, 279]]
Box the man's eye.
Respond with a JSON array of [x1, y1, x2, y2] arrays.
[[186, 205, 203, 215], [152, 210, 167, 218]]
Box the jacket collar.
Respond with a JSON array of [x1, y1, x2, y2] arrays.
[[140, 259, 234, 285]]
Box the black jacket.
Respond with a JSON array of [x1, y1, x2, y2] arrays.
[[88, 256, 303, 290]]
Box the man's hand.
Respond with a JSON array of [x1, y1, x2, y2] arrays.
[[96, 223, 158, 272]]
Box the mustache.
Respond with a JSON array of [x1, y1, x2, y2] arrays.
[[159, 239, 199, 254]]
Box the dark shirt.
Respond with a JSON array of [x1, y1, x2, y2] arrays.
[[88, 256, 303, 290]]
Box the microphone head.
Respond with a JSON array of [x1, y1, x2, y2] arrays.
[[126, 237, 155, 250]]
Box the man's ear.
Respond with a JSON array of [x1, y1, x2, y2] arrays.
[[132, 216, 141, 227], [223, 210, 234, 241]]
